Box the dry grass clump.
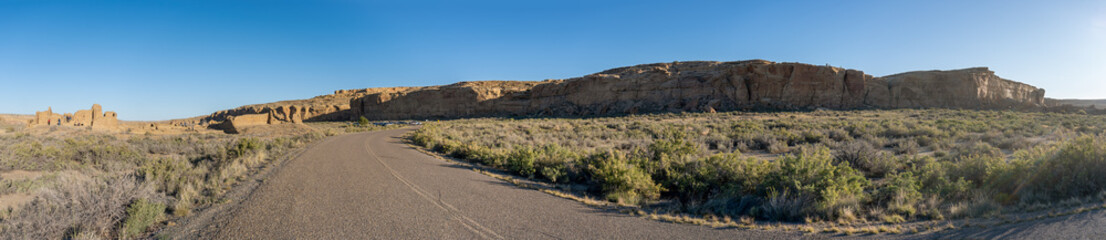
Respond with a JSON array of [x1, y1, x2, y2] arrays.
[[0, 126, 329, 238], [1, 174, 156, 239], [411, 109, 1106, 225]]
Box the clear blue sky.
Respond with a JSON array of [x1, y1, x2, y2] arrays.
[[2, 0, 1104, 120]]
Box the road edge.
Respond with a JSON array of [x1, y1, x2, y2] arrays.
[[153, 135, 336, 239]]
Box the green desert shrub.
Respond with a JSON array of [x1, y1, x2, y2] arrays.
[[6, 135, 144, 170], [708, 153, 774, 190], [538, 163, 568, 183], [121, 198, 166, 239], [467, 145, 506, 168], [685, 154, 776, 216], [893, 138, 920, 155], [411, 128, 437, 149], [834, 141, 899, 178], [763, 147, 869, 220], [826, 128, 852, 142], [765, 139, 790, 154], [138, 156, 193, 195], [507, 146, 538, 178], [946, 153, 1005, 189], [407, 109, 1106, 223], [64, 136, 145, 168], [948, 141, 1004, 161], [903, 155, 972, 203], [533, 144, 577, 182], [648, 130, 698, 161], [228, 137, 263, 159], [877, 172, 923, 217], [1017, 135, 1106, 203], [583, 150, 662, 205]]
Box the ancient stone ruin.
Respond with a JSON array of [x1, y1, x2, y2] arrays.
[[30, 104, 120, 130]]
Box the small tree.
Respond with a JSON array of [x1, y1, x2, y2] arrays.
[[358, 116, 369, 126]]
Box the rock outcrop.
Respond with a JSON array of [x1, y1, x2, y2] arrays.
[[346, 60, 1046, 120], [217, 113, 271, 134], [1047, 99, 1106, 109], [884, 68, 1046, 109], [202, 60, 1048, 130], [200, 90, 366, 133], [349, 81, 542, 120], [201, 91, 358, 126], [30, 104, 121, 130]]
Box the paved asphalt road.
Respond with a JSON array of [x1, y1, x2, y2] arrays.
[[212, 128, 803, 239], [919, 210, 1106, 240]]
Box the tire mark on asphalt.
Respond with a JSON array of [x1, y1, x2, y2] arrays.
[[362, 136, 505, 240]]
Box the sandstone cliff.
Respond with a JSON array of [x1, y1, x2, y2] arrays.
[[345, 60, 1046, 120], [884, 67, 1046, 109], [1047, 99, 1106, 109], [349, 81, 543, 120], [204, 60, 1048, 130], [200, 90, 360, 125], [217, 113, 271, 134]]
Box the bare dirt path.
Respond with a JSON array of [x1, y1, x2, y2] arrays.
[[209, 128, 805, 239]]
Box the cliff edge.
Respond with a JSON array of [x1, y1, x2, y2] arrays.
[[347, 60, 1045, 120], [203, 60, 1048, 132]]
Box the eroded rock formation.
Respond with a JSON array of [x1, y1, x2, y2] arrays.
[[349, 81, 542, 120], [885, 68, 1046, 109], [346, 60, 1046, 120], [201, 90, 359, 126], [217, 113, 271, 134], [203, 60, 1048, 131]]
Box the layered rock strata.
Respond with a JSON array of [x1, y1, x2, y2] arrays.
[[346, 60, 1046, 120], [205, 60, 1048, 131]]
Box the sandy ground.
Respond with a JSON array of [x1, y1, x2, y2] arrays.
[[0, 170, 45, 214], [0, 193, 34, 212], [0, 170, 44, 181]]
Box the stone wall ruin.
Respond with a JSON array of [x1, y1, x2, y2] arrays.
[[29, 104, 120, 130]]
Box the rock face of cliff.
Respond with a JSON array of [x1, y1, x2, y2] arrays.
[[203, 60, 1048, 130], [218, 113, 271, 134], [884, 67, 1046, 109], [1047, 99, 1106, 109], [518, 60, 883, 117], [349, 81, 543, 120], [345, 60, 1046, 120], [200, 91, 359, 125]]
